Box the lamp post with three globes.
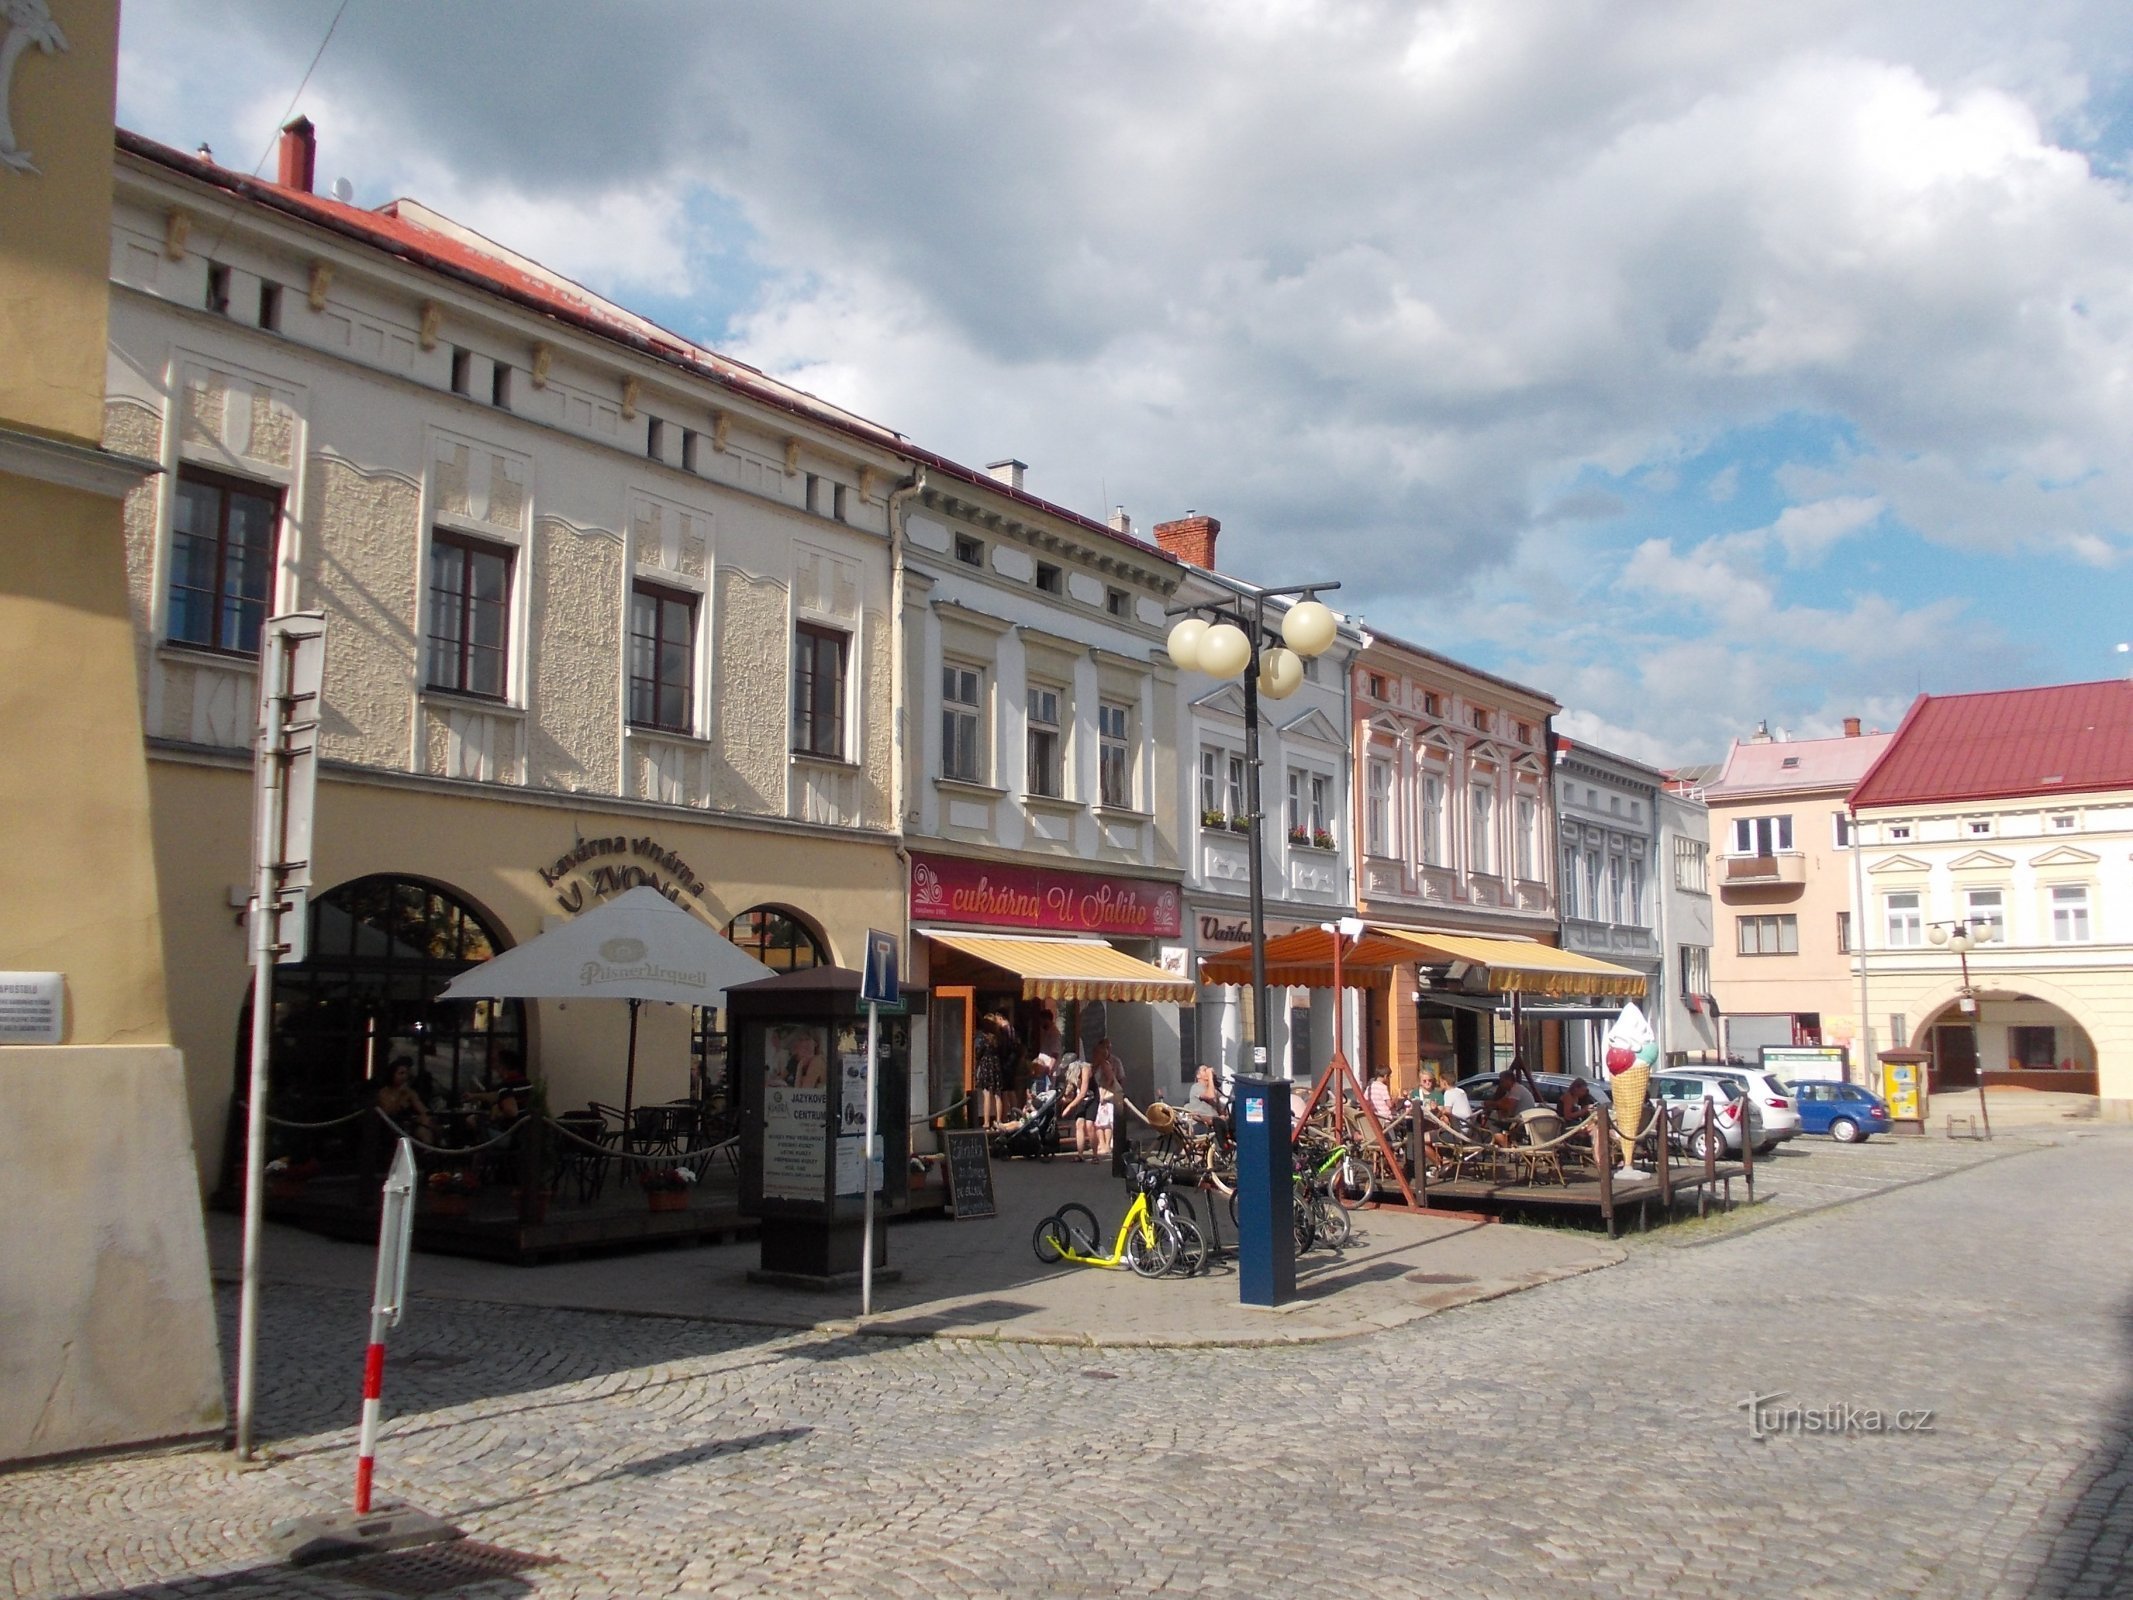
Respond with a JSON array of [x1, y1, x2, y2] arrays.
[[1166, 584, 1342, 1074], [1929, 916, 1997, 1139]]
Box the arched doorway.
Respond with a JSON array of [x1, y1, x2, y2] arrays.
[[1923, 991, 2099, 1094], [231, 876, 525, 1178], [691, 906, 830, 1110]]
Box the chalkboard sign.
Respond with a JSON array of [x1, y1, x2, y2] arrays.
[[941, 1130, 996, 1220]]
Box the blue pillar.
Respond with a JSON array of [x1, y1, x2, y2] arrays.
[[1233, 1075, 1294, 1306]]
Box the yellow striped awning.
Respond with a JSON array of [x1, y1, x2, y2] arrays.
[[1380, 930, 1647, 999], [1197, 924, 1646, 999], [921, 931, 1197, 1004]]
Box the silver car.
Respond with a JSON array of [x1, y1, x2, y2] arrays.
[[1651, 1072, 1764, 1160], [1676, 1064, 1802, 1154]]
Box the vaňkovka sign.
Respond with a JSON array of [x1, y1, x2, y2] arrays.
[[909, 852, 1181, 938]]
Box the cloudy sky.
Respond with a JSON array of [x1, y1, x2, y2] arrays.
[[116, 1, 2133, 764]]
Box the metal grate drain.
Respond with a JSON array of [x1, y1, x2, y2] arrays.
[[1405, 1271, 1477, 1285], [335, 1541, 555, 1596]]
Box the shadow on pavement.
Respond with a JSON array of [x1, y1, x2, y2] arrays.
[[2028, 1290, 2133, 1597]]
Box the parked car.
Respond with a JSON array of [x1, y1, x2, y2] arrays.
[[1650, 1072, 1764, 1160], [1673, 1064, 1801, 1154], [1789, 1079, 1893, 1143]]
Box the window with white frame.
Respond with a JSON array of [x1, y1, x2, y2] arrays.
[[1227, 753, 1246, 821], [1199, 748, 1222, 822], [2051, 884, 2091, 943], [2050, 813, 2077, 832], [1365, 759, 1393, 856], [1674, 836, 1708, 892], [1584, 850, 1602, 914], [1964, 887, 2005, 938], [1607, 854, 1625, 922], [1026, 685, 1063, 798], [1310, 772, 1329, 841], [1515, 795, 1537, 879], [1098, 700, 1132, 807], [1884, 891, 1922, 947], [1836, 911, 1852, 953], [791, 623, 848, 758], [1469, 782, 1494, 873], [941, 662, 984, 783], [427, 531, 513, 698], [627, 582, 696, 732], [1561, 843, 1581, 918], [1422, 771, 1446, 865], [1965, 817, 1994, 837], [1285, 769, 1330, 841], [1832, 811, 1853, 848], [1629, 857, 1646, 924], [1729, 814, 1794, 855], [1737, 914, 1799, 956], [1681, 944, 1710, 995], [1286, 768, 1306, 837]]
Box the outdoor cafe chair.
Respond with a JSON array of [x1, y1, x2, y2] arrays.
[[551, 1109, 617, 1204]]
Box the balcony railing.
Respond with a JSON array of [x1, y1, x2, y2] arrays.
[[1723, 853, 1806, 885]]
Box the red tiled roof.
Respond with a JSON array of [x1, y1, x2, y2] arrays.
[[1850, 679, 2133, 809], [113, 130, 1177, 571]]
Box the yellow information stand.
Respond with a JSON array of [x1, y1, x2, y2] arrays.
[[1879, 1050, 1930, 1135]]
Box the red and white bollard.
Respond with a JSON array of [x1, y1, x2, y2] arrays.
[[355, 1139, 416, 1513]]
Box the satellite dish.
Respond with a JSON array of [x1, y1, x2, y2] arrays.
[[330, 176, 354, 203]]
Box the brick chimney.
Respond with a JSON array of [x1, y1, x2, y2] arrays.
[[277, 115, 316, 193], [1152, 511, 1220, 569], [1843, 716, 1862, 738]]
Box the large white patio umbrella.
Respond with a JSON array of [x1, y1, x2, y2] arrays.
[[438, 887, 776, 1121]]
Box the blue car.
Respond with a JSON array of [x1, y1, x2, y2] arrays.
[[1789, 1080, 1893, 1143]]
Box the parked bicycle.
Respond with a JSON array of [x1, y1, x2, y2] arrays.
[[1033, 1158, 1207, 1278]]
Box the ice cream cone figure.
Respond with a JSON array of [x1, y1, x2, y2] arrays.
[[1612, 1061, 1651, 1167]]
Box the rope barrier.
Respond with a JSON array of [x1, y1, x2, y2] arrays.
[[235, 1103, 371, 1131], [372, 1108, 520, 1158], [540, 1116, 738, 1165], [914, 1094, 969, 1125]]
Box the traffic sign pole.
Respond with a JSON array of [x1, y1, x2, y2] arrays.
[[858, 930, 900, 1318]]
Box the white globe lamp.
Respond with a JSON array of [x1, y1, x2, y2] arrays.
[[1258, 646, 1304, 700], [1166, 617, 1209, 672], [1281, 599, 1338, 659], [1198, 621, 1253, 680]]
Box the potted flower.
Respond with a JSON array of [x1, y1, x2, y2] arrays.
[[264, 1156, 320, 1202], [1201, 807, 1229, 831], [426, 1168, 480, 1216], [1313, 828, 1337, 851], [1287, 825, 1310, 847], [1226, 813, 1252, 834], [641, 1166, 695, 1213]]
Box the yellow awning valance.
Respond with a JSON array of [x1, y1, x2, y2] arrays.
[[921, 931, 1197, 1004], [1196, 924, 1646, 999]]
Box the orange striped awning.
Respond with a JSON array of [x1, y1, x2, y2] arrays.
[[1197, 924, 1646, 999], [921, 931, 1197, 1004]]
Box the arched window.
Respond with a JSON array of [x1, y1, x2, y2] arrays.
[[247, 876, 525, 1126], [723, 906, 828, 971]]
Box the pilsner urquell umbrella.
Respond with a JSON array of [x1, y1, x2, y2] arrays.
[[437, 887, 775, 1122]]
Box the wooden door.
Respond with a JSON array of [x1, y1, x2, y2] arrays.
[[1931, 1023, 1978, 1090]]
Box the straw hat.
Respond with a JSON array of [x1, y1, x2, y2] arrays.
[[1144, 1101, 1177, 1132]]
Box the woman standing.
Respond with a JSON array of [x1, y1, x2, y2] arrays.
[[972, 1015, 1002, 1129], [1059, 1052, 1097, 1160], [1090, 1040, 1126, 1159]]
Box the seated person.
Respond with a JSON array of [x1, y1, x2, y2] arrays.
[[1025, 1052, 1057, 1103], [1558, 1076, 1597, 1122], [1190, 1064, 1233, 1142], [374, 1059, 434, 1139], [1364, 1063, 1396, 1123], [1434, 1074, 1474, 1123]]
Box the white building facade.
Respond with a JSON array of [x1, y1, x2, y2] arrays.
[[1552, 738, 1664, 1068]]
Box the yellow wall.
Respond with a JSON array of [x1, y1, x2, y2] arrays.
[[0, 0, 117, 446], [0, 477, 172, 1043], [148, 757, 906, 1183]]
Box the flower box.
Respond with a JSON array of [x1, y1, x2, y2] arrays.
[[646, 1189, 689, 1213], [426, 1191, 471, 1218], [1201, 809, 1229, 830], [1226, 817, 1252, 834]]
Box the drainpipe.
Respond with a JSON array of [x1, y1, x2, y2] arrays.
[[885, 464, 926, 958], [1850, 798, 1872, 1087]]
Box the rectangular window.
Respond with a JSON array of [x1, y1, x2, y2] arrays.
[[1681, 945, 1710, 995], [450, 347, 473, 396], [1098, 700, 1131, 807], [791, 623, 848, 757], [1584, 850, 1602, 913], [941, 663, 984, 783], [205, 261, 230, 316], [1310, 772, 1329, 836], [1226, 753, 1247, 821], [1026, 685, 1062, 798], [953, 533, 983, 568], [1966, 817, 1993, 837], [804, 473, 823, 514], [1422, 773, 1445, 865], [1964, 888, 2005, 937], [1884, 891, 1922, 948], [1608, 855, 1625, 922], [1674, 836, 1708, 892], [1199, 747, 1221, 821], [647, 417, 666, 461], [1561, 844, 1581, 918], [426, 532, 513, 697], [1470, 708, 1490, 733], [2050, 813, 2076, 832], [682, 429, 701, 474], [1836, 911, 1852, 953], [2051, 885, 2091, 943], [1365, 760, 1392, 856], [627, 583, 696, 731], [1470, 783, 1494, 873], [1888, 824, 1912, 841], [1286, 768, 1304, 836], [1832, 811, 1853, 848], [833, 483, 849, 522], [1729, 814, 1794, 855], [1366, 673, 1387, 699], [492, 362, 513, 410], [2010, 1025, 2058, 1069], [1423, 692, 1442, 716], [1628, 857, 1646, 923], [1737, 914, 1799, 956], [1516, 795, 1537, 879], [168, 467, 280, 655], [1105, 587, 1130, 617], [1035, 562, 1062, 594], [257, 279, 281, 332]]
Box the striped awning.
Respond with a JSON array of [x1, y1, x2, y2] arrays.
[[921, 931, 1197, 1004], [1197, 924, 1646, 999]]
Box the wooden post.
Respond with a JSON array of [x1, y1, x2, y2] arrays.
[[1596, 1104, 1615, 1238]]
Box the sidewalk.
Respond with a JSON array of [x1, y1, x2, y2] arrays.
[[1924, 1086, 2117, 1130], [208, 1157, 1624, 1348]]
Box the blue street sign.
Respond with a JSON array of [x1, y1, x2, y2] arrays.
[[861, 929, 901, 1006]]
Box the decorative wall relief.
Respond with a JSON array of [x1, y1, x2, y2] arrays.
[[308, 456, 420, 769], [710, 569, 788, 815], [0, 0, 68, 175], [526, 515, 622, 795]]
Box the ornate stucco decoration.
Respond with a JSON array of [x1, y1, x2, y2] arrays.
[[1, 0, 70, 175]]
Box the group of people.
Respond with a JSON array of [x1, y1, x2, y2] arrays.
[[372, 1048, 531, 1145], [976, 1007, 1128, 1162]]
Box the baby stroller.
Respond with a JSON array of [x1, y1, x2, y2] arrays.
[[990, 1087, 1061, 1161]]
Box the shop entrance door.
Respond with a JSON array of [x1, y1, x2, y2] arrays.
[[1932, 1023, 1978, 1090], [930, 985, 976, 1125]]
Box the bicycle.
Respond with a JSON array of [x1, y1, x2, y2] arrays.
[[1034, 1160, 1205, 1278]]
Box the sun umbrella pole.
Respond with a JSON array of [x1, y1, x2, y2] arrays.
[[623, 997, 642, 1128]]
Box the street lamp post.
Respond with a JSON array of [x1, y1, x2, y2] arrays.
[[1928, 918, 1997, 1139], [1167, 583, 1342, 1074]]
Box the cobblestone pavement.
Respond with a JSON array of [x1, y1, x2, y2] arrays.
[[8, 1133, 2131, 1600]]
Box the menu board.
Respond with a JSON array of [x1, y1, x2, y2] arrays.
[[941, 1129, 996, 1220]]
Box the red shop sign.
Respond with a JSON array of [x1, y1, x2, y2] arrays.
[[909, 852, 1181, 938]]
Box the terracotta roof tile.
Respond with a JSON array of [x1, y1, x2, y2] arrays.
[[1850, 679, 2133, 808]]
